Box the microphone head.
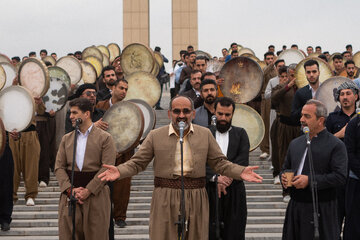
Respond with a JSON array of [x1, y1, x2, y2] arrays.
[[356, 108, 360, 115], [76, 118, 83, 124], [178, 121, 186, 128], [303, 126, 310, 134]]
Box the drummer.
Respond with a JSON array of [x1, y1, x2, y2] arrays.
[[96, 79, 133, 229], [332, 55, 344, 76], [97, 66, 118, 101], [65, 83, 106, 133]]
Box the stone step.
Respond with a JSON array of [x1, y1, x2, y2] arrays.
[[245, 233, 282, 240]]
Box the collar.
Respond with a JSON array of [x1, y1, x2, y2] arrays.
[[77, 123, 94, 136], [339, 108, 356, 117], [168, 123, 194, 137], [192, 88, 200, 96], [109, 98, 113, 107]]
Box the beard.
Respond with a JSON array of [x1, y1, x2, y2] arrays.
[[204, 95, 215, 104], [216, 120, 231, 133], [173, 117, 190, 131]]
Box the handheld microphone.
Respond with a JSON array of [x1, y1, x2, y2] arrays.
[[178, 121, 185, 142], [75, 118, 82, 126], [211, 115, 217, 126], [303, 126, 310, 144]]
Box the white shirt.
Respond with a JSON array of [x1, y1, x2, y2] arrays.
[[264, 76, 279, 99], [309, 84, 318, 98], [109, 98, 113, 108], [215, 129, 230, 156], [297, 147, 308, 176], [76, 124, 93, 171], [193, 88, 200, 97]]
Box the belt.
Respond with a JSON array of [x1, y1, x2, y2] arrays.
[[154, 177, 206, 189], [66, 170, 97, 188]]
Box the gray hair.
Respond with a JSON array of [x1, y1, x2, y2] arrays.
[[168, 95, 194, 110], [305, 99, 327, 119]]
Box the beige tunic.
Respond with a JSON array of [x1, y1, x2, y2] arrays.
[[117, 124, 246, 240]]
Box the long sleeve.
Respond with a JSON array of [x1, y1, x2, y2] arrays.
[[345, 118, 360, 177], [54, 134, 72, 193]]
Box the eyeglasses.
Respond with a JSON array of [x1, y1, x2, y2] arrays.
[[83, 91, 96, 96], [172, 108, 192, 115], [105, 74, 115, 77]]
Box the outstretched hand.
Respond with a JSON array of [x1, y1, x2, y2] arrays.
[[240, 166, 263, 183], [98, 164, 120, 182]]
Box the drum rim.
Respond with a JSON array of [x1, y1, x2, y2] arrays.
[[82, 46, 104, 62], [83, 55, 103, 78], [0, 64, 6, 91], [0, 53, 11, 64], [55, 56, 83, 85], [128, 98, 156, 140], [0, 62, 17, 89], [79, 60, 97, 84]]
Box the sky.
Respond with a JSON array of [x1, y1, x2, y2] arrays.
[[1, 0, 360, 70]]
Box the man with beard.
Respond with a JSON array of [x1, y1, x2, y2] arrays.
[[291, 59, 321, 125], [181, 70, 203, 108], [97, 66, 118, 101], [111, 56, 124, 81], [326, 81, 358, 237], [264, 52, 275, 67], [332, 54, 344, 76], [225, 43, 238, 62], [193, 79, 217, 127], [341, 60, 359, 79], [281, 100, 347, 239], [206, 97, 250, 240], [65, 84, 107, 133], [98, 95, 263, 240]]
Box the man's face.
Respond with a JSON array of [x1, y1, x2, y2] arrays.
[[222, 49, 228, 57], [231, 45, 238, 51], [346, 64, 356, 77], [11, 59, 19, 66], [112, 81, 128, 101], [195, 59, 207, 73], [188, 47, 194, 52], [51, 53, 57, 60], [315, 48, 321, 54], [307, 47, 313, 55], [305, 64, 320, 85], [279, 72, 289, 84], [231, 52, 238, 58], [268, 47, 275, 52], [265, 55, 274, 65], [75, 53, 82, 60], [333, 59, 343, 71], [344, 53, 352, 61], [190, 72, 202, 91], [40, 52, 47, 58], [276, 62, 285, 73], [81, 89, 97, 106], [112, 59, 123, 74], [300, 104, 324, 134], [339, 89, 358, 109], [189, 54, 196, 64], [69, 106, 89, 127], [103, 70, 117, 86], [184, 55, 190, 65], [215, 103, 233, 133], [168, 97, 195, 131], [200, 84, 217, 104], [288, 69, 296, 82], [180, 54, 185, 62]]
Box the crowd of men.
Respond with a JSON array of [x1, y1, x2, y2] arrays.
[[0, 42, 360, 240]]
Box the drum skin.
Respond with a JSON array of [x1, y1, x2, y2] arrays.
[[231, 104, 265, 151], [278, 49, 305, 65], [121, 43, 155, 75], [314, 76, 352, 113], [128, 99, 156, 140], [82, 46, 103, 62], [238, 47, 256, 56], [97, 45, 110, 58], [0, 62, 17, 90], [18, 58, 50, 97], [123, 71, 161, 107], [42, 56, 56, 66], [0, 118, 5, 157], [154, 52, 164, 68], [83, 56, 103, 78], [353, 51, 360, 68], [80, 61, 97, 84], [103, 101, 144, 153], [56, 56, 82, 85], [107, 43, 121, 63], [295, 57, 333, 89], [0, 86, 35, 132], [219, 56, 264, 104]]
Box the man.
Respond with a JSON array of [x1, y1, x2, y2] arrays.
[[179, 51, 196, 88], [291, 59, 321, 125], [29, 51, 36, 58], [282, 45, 287, 51], [111, 56, 124, 81], [74, 51, 82, 60], [97, 66, 117, 101], [342, 51, 352, 61], [264, 52, 275, 67], [181, 70, 202, 109], [230, 50, 238, 59], [187, 45, 194, 52], [315, 46, 322, 54], [193, 79, 217, 127], [306, 46, 314, 56], [96, 79, 130, 229], [98, 95, 262, 240], [40, 49, 47, 58], [207, 97, 250, 240], [55, 98, 116, 240], [326, 81, 358, 237], [291, 44, 298, 50], [341, 60, 359, 79], [173, 50, 187, 95], [220, 48, 229, 62], [51, 52, 57, 60], [194, 56, 208, 74], [65, 84, 106, 134], [332, 54, 344, 76], [154, 46, 169, 110], [268, 45, 275, 53], [11, 57, 20, 66], [281, 99, 347, 239], [346, 44, 353, 55], [225, 43, 238, 62]]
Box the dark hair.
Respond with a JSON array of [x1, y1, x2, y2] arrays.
[[268, 45, 275, 49], [51, 52, 57, 56], [29, 51, 36, 56], [346, 44, 352, 49], [315, 46, 321, 50], [180, 50, 187, 56], [323, 51, 329, 55], [183, 52, 190, 58], [200, 79, 217, 90], [291, 44, 298, 48], [231, 50, 238, 55], [278, 66, 288, 75], [69, 98, 93, 118], [11, 56, 20, 62], [333, 54, 343, 61], [264, 51, 274, 58], [113, 78, 128, 86], [195, 55, 208, 62], [74, 51, 82, 55], [222, 48, 228, 52], [282, 45, 287, 49], [274, 59, 285, 67], [201, 72, 215, 81], [230, 43, 237, 47], [187, 45, 194, 49], [318, 55, 327, 62], [67, 53, 74, 56], [44, 61, 52, 66], [154, 46, 161, 52], [190, 69, 201, 76], [102, 65, 116, 76], [304, 59, 319, 69], [342, 51, 351, 56], [40, 49, 47, 55], [345, 60, 355, 67], [276, 50, 283, 56], [307, 46, 313, 50], [214, 97, 235, 113]]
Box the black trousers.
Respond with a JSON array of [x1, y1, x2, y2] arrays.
[[207, 181, 247, 240], [0, 144, 14, 224], [36, 121, 50, 184], [344, 178, 360, 240]]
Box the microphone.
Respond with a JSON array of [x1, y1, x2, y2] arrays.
[[303, 126, 310, 144], [75, 118, 82, 126], [356, 108, 360, 115], [211, 115, 217, 126], [178, 121, 185, 142]]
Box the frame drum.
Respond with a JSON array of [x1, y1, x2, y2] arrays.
[[80, 61, 97, 84], [83, 56, 103, 78], [238, 48, 256, 56], [195, 50, 212, 60], [0, 118, 5, 157], [278, 49, 305, 65], [55, 56, 82, 85], [42, 56, 56, 66], [295, 57, 333, 89], [0, 86, 35, 132], [314, 76, 352, 113], [123, 71, 161, 107], [18, 58, 50, 97], [121, 43, 155, 75], [0, 65, 6, 91], [97, 45, 110, 58], [128, 99, 156, 140], [0, 62, 16, 90], [103, 101, 144, 153], [82, 46, 103, 62], [42, 67, 70, 112], [232, 104, 265, 151], [219, 56, 264, 103], [353, 51, 360, 68], [107, 43, 121, 63], [154, 52, 164, 68], [0, 53, 11, 64]]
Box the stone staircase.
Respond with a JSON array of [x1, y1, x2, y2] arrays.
[[0, 105, 286, 240]]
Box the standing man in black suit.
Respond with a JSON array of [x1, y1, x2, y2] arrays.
[[182, 70, 203, 108], [291, 59, 320, 125], [206, 97, 250, 240]]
